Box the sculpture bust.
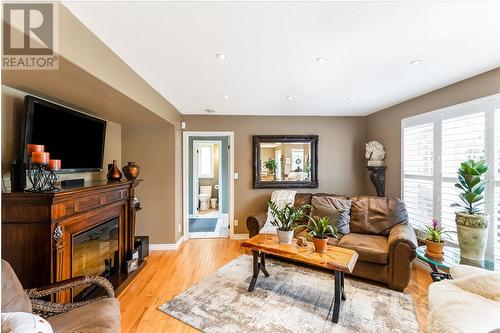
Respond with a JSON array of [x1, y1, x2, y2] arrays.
[[365, 140, 385, 166]]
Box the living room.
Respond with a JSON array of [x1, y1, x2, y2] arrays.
[[1, 2, 499, 333]]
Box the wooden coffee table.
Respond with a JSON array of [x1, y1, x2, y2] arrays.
[[241, 234, 358, 323]]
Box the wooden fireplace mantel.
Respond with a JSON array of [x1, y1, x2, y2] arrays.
[[1, 179, 142, 301]]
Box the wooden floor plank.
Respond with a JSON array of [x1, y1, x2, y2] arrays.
[[119, 238, 431, 332]]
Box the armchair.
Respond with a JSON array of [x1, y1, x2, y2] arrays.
[[2, 260, 120, 333]]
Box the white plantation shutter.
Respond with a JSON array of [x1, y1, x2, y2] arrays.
[[402, 123, 434, 229], [401, 94, 500, 263], [441, 112, 485, 239], [493, 108, 500, 259]]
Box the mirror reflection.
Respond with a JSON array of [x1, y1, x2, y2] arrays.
[[260, 143, 311, 182]]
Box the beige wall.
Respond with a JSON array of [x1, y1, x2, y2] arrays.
[[1, 86, 121, 186], [366, 67, 500, 197], [183, 115, 368, 234]]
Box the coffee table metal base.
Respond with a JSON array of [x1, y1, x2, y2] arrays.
[[247, 250, 346, 323]]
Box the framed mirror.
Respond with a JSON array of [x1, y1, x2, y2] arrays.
[[253, 135, 318, 189]]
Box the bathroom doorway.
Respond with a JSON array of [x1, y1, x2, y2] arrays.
[[183, 132, 234, 239]]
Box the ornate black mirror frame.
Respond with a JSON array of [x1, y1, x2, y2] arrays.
[[253, 135, 319, 189]]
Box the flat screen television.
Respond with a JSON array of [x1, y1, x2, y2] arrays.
[[22, 95, 106, 172]]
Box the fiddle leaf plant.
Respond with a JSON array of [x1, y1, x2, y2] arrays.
[[263, 158, 277, 174], [267, 201, 310, 231], [303, 216, 338, 240], [451, 159, 489, 215]]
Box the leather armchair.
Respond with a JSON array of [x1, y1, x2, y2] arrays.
[[388, 223, 418, 290], [1, 260, 120, 333]]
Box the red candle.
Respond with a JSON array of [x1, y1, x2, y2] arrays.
[[27, 144, 44, 153], [32, 152, 50, 164], [48, 159, 61, 171]]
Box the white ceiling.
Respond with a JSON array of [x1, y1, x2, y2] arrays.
[[63, 1, 500, 116]]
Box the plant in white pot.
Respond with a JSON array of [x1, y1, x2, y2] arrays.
[[267, 201, 310, 244], [451, 159, 490, 261]]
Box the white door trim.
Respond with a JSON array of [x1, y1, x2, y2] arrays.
[[183, 131, 235, 239]]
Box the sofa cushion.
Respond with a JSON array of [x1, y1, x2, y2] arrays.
[[47, 298, 120, 333], [337, 233, 389, 264], [349, 196, 408, 236], [1, 260, 32, 313], [311, 196, 351, 235]]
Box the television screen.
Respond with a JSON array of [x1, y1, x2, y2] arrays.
[[23, 96, 106, 172]]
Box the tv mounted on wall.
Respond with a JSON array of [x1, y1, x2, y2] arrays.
[[22, 95, 107, 173]]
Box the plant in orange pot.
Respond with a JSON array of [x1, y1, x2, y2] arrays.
[[303, 216, 338, 253], [423, 219, 452, 258]]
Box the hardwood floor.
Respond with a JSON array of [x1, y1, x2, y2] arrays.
[[119, 238, 432, 332]]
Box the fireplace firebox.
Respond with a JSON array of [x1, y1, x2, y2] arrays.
[[72, 217, 119, 300]]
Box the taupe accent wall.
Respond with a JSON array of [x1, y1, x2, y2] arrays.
[[366, 67, 500, 197], [182, 115, 368, 234]]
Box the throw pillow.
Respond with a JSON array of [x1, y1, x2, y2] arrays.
[[311, 196, 351, 235], [1, 312, 53, 333]]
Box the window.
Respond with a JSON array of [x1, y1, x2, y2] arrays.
[[402, 94, 500, 258], [197, 144, 214, 178]]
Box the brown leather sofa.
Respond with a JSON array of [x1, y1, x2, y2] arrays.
[[247, 193, 418, 291], [1, 260, 120, 332]]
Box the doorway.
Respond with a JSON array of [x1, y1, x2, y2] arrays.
[[183, 132, 234, 239]]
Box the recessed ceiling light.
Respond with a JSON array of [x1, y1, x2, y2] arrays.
[[205, 108, 216, 113], [286, 96, 293, 100], [216, 53, 227, 60], [315, 57, 327, 63], [222, 95, 229, 99], [409, 59, 422, 65]]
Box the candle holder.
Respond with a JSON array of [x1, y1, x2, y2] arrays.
[[45, 171, 60, 192], [27, 161, 49, 192]]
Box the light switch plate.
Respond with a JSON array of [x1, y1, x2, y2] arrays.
[[181, 121, 186, 129], [234, 172, 239, 180], [234, 219, 238, 226]]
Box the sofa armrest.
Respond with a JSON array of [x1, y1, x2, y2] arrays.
[[247, 211, 267, 238], [387, 223, 418, 291], [388, 223, 418, 256]]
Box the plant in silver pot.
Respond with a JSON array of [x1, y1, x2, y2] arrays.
[[451, 159, 490, 261], [267, 201, 310, 244]]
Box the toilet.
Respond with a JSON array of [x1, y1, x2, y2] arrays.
[[198, 186, 212, 211]]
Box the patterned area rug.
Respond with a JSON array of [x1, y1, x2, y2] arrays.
[[189, 218, 218, 232], [159, 255, 419, 333]]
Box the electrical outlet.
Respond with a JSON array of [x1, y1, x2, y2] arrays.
[[178, 224, 182, 233], [234, 219, 238, 226]]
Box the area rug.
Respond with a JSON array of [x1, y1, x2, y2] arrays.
[[159, 255, 419, 333], [188, 218, 218, 232]]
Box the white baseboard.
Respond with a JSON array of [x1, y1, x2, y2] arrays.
[[149, 236, 185, 251], [232, 233, 249, 240]]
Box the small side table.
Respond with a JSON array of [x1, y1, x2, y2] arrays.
[[416, 245, 498, 282]]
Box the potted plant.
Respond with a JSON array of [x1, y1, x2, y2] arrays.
[[263, 158, 278, 180], [451, 159, 490, 261], [423, 219, 451, 258], [303, 216, 338, 253], [268, 201, 310, 244]]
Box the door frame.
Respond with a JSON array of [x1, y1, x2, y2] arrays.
[[192, 140, 222, 218], [183, 131, 235, 239]]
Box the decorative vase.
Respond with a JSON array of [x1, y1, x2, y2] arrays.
[[107, 160, 122, 182], [313, 237, 329, 253], [276, 230, 293, 244], [455, 212, 489, 261], [122, 162, 141, 180], [425, 239, 444, 258]]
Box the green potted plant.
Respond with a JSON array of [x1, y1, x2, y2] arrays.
[[423, 219, 452, 258], [263, 158, 278, 180], [268, 201, 310, 244], [451, 159, 490, 261], [303, 216, 338, 253]]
